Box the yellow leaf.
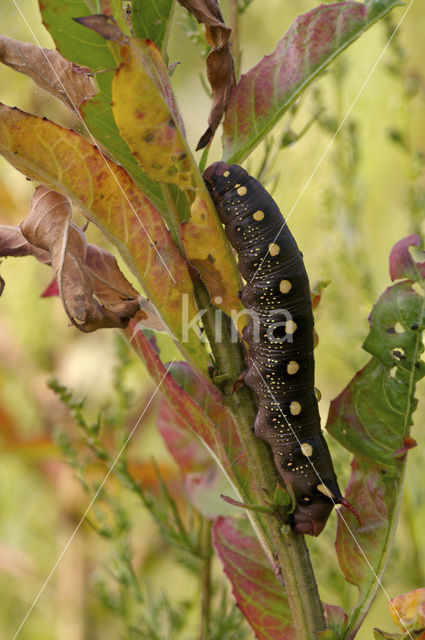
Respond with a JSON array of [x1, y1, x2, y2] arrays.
[[0, 103, 209, 374], [112, 41, 193, 189]]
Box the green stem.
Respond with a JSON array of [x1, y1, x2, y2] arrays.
[[229, 0, 241, 80], [200, 519, 212, 640], [159, 183, 185, 253], [193, 278, 326, 639], [344, 464, 407, 640], [403, 489, 425, 585]]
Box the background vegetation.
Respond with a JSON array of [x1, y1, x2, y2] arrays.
[[0, 1, 424, 638]]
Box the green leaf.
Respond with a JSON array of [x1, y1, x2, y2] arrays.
[[222, 0, 402, 163], [328, 265, 425, 468], [39, 0, 118, 70], [39, 1, 171, 223], [131, 0, 174, 55], [326, 235, 425, 639]]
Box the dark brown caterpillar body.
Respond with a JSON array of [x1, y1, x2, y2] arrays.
[[204, 161, 358, 536]]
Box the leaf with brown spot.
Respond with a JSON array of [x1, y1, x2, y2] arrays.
[[0, 104, 209, 373], [0, 35, 96, 111], [76, 15, 191, 188], [75, 15, 243, 313], [182, 192, 243, 310], [112, 39, 193, 189], [177, 0, 235, 149]]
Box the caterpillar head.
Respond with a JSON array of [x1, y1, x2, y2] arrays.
[[203, 162, 248, 203], [291, 484, 360, 536]]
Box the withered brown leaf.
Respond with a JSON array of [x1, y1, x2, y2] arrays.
[[0, 224, 50, 263], [0, 222, 169, 334], [177, 0, 236, 149], [19, 186, 142, 331], [0, 35, 96, 111]]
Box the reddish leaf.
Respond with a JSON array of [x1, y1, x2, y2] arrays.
[[168, 361, 246, 475], [322, 604, 348, 638], [0, 35, 96, 111], [335, 459, 389, 589], [157, 398, 213, 474], [126, 321, 246, 491], [41, 278, 60, 297], [157, 362, 249, 517], [389, 234, 425, 282], [311, 280, 330, 310], [223, 1, 401, 163], [212, 516, 295, 640]]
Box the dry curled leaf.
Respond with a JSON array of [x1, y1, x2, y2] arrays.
[[0, 35, 96, 111], [0, 224, 50, 263], [177, 0, 235, 149], [20, 186, 141, 331], [0, 223, 168, 333]]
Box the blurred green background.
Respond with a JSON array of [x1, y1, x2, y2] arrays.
[[0, 1, 424, 638]]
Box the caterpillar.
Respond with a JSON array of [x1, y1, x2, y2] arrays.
[[203, 161, 359, 536]]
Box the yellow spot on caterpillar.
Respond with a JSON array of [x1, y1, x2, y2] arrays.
[[279, 279, 292, 294], [253, 210, 265, 221], [300, 443, 313, 457], [269, 243, 280, 256], [314, 387, 322, 401], [290, 401, 302, 416], [223, 170, 230, 177], [317, 484, 335, 499], [287, 361, 299, 375], [286, 320, 297, 335], [394, 322, 404, 333], [389, 366, 397, 378], [237, 186, 247, 196]]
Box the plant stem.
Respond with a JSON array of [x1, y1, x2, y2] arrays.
[[193, 277, 326, 639], [200, 519, 212, 640], [403, 489, 425, 584], [229, 0, 241, 79]]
